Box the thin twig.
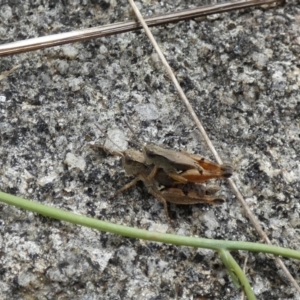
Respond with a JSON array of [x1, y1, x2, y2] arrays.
[[127, 0, 300, 294], [0, 0, 283, 56], [240, 255, 249, 300]]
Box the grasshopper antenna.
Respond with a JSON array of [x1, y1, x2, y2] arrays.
[[123, 118, 145, 149]]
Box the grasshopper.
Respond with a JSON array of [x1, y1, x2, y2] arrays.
[[92, 142, 229, 223], [143, 144, 233, 184], [123, 121, 232, 184]]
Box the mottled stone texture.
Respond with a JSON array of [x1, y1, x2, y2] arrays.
[[0, 0, 299, 299]]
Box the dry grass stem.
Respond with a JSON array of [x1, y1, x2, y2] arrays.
[[0, 0, 283, 56]]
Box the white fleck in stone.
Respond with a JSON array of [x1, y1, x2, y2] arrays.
[[22, 169, 34, 180], [63, 264, 77, 278], [46, 268, 68, 282], [135, 46, 143, 57], [99, 45, 107, 54], [104, 129, 128, 152], [37, 174, 57, 186], [64, 153, 86, 171], [40, 73, 51, 86], [61, 45, 78, 59], [252, 275, 268, 295], [272, 70, 285, 82], [55, 135, 68, 150], [259, 159, 281, 177], [131, 91, 144, 103], [0, 281, 9, 293], [0, 5, 12, 23], [134, 103, 159, 120], [0, 95, 6, 102], [198, 210, 218, 231], [252, 52, 268, 69], [55, 60, 69, 75], [18, 272, 38, 287], [207, 13, 220, 20], [197, 248, 215, 260], [0, 122, 13, 133], [176, 228, 188, 236], [68, 77, 83, 92], [19, 179, 28, 194], [87, 248, 114, 271], [148, 221, 169, 233], [282, 168, 299, 183], [150, 53, 160, 68], [198, 41, 214, 55]]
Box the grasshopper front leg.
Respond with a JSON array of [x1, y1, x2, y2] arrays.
[[109, 176, 141, 200]]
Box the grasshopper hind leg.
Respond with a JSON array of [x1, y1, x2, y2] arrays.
[[168, 172, 188, 184], [147, 187, 174, 225], [147, 165, 188, 185]]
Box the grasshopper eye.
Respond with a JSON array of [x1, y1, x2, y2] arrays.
[[145, 148, 155, 157], [124, 155, 133, 164]]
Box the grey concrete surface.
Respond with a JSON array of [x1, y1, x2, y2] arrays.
[[0, 0, 299, 299]]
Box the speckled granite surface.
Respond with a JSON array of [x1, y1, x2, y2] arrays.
[[0, 0, 299, 299]]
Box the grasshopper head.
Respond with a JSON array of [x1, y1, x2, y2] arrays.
[[143, 144, 158, 157]]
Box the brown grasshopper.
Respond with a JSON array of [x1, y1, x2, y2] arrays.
[[143, 144, 233, 184], [122, 120, 232, 184], [92, 141, 229, 223]]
